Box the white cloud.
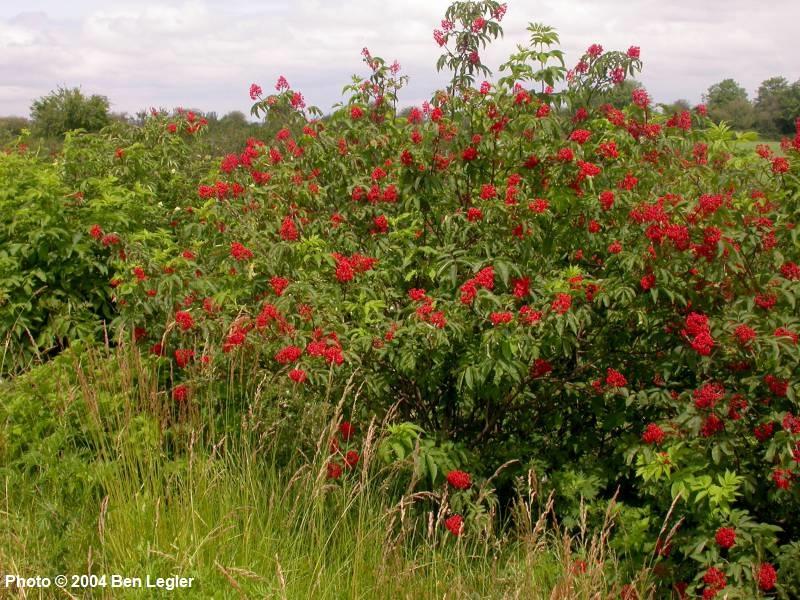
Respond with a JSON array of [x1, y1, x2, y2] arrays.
[[0, 0, 798, 117]]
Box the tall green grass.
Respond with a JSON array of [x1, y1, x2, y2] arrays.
[[1, 344, 656, 598], [736, 138, 784, 155]]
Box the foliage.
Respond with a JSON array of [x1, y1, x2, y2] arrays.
[[30, 86, 110, 139], [0, 116, 29, 146], [433, 1, 506, 94], [0, 151, 111, 375], [703, 78, 756, 131], [755, 77, 800, 138], [0, 109, 216, 375], [0, 345, 642, 599]]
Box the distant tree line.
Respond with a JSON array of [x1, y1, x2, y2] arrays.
[[2, 78, 798, 152], [0, 86, 288, 155], [703, 77, 800, 136], [594, 77, 799, 138]]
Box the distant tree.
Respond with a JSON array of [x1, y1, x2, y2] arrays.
[[203, 110, 264, 155], [0, 116, 30, 145], [705, 78, 748, 106], [219, 111, 249, 127], [397, 106, 415, 119], [602, 79, 641, 109], [30, 86, 110, 138], [754, 77, 789, 137], [133, 110, 149, 127], [659, 99, 691, 115], [110, 111, 136, 126], [787, 80, 800, 129], [703, 78, 754, 130], [754, 76, 800, 137]]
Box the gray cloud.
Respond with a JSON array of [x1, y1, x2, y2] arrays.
[[1, 0, 797, 117]]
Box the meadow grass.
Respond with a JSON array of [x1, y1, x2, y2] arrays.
[[736, 138, 784, 155], [0, 345, 656, 599]]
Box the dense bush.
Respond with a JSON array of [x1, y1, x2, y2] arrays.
[[0, 116, 29, 146], [0, 112, 217, 375], [30, 86, 110, 140], [0, 151, 117, 374], [3, 1, 800, 596]]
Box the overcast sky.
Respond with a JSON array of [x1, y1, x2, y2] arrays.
[[1, 0, 797, 118]]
